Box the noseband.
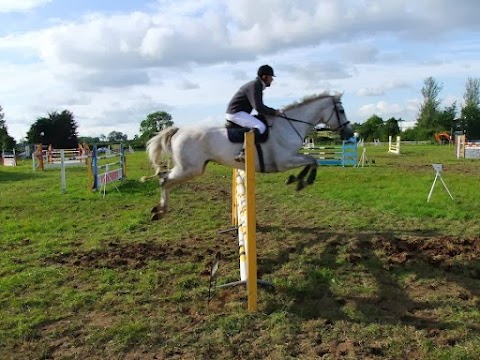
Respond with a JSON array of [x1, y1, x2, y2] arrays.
[[325, 97, 350, 132]]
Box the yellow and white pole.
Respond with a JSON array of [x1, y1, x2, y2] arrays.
[[220, 131, 260, 311]]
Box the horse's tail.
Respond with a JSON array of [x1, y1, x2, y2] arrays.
[[139, 127, 178, 182], [146, 126, 179, 166]]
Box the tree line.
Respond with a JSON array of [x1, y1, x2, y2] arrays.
[[0, 109, 174, 150], [354, 77, 480, 142], [1, 76, 479, 151], [0, 106, 16, 150]]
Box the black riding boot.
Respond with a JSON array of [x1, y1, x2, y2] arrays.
[[235, 128, 259, 162], [234, 148, 245, 162]]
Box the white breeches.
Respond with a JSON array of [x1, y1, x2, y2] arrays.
[[226, 111, 267, 134]]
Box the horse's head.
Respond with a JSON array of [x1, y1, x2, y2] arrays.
[[322, 95, 354, 141]]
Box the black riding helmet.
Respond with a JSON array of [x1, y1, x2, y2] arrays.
[[257, 64, 275, 77]]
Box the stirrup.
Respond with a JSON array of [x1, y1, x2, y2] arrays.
[[234, 149, 245, 163]]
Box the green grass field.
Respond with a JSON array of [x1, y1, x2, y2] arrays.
[[1, 143, 480, 359]]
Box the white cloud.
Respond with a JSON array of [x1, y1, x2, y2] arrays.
[[0, 0, 51, 13], [75, 70, 151, 90], [1, 0, 480, 141], [357, 88, 386, 97], [341, 43, 379, 64], [358, 99, 419, 121], [177, 79, 200, 90], [4, 0, 478, 73], [357, 80, 410, 97]]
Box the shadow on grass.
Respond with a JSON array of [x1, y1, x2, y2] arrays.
[[0, 170, 39, 182], [106, 179, 155, 194], [261, 227, 480, 332]]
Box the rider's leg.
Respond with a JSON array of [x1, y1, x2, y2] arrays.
[[226, 111, 266, 133], [226, 112, 266, 162]]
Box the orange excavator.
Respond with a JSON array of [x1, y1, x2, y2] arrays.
[[434, 132, 451, 144]]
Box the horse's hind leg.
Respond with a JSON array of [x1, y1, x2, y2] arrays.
[[150, 164, 205, 221], [150, 173, 168, 220]]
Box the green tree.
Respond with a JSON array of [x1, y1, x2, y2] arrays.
[[401, 127, 418, 141], [436, 102, 457, 132], [0, 106, 16, 150], [27, 110, 78, 148], [107, 131, 128, 142], [461, 78, 480, 139], [383, 117, 401, 138], [78, 136, 100, 145], [417, 77, 442, 130], [139, 111, 173, 142], [358, 114, 384, 141]]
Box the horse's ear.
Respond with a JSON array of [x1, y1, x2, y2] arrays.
[[333, 91, 344, 99]]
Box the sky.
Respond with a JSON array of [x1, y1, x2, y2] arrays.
[[1, 0, 479, 142]]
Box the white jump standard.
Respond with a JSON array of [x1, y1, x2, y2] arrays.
[[388, 136, 401, 155], [456, 135, 480, 159], [1, 149, 17, 166]]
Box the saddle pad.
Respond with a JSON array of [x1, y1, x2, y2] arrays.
[[226, 127, 269, 143]]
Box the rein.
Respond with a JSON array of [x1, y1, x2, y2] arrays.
[[278, 114, 313, 140], [278, 97, 350, 141]]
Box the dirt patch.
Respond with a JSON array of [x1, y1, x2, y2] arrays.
[[31, 231, 480, 359], [44, 235, 237, 272], [46, 241, 177, 269], [371, 235, 480, 274], [183, 181, 231, 203]]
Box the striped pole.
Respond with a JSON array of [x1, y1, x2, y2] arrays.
[[234, 169, 248, 282], [218, 131, 273, 311]]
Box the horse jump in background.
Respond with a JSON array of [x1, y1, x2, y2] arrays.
[[141, 93, 354, 220]]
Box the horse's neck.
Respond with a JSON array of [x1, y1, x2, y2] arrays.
[[268, 115, 310, 148], [278, 101, 322, 140]]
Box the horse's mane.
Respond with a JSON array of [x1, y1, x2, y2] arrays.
[[282, 92, 342, 111]]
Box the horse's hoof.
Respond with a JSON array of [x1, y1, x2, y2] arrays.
[[151, 206, 159, 213], [285, 175, 296, 185], [151, 212, 164, 221], [296, 181, 306, 191]]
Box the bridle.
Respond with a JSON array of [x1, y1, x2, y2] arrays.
[[279, 97, 350, 141]]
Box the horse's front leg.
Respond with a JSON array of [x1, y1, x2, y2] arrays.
[[281, 154, 318, 191], [286, 165, 310, 187], [306, 166, 317, 185]]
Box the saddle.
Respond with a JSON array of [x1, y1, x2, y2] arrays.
[[225, 114, 268, 172], [225, 114, 269, 144]]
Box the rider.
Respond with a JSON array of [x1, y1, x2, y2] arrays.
[[226, 64, 284, 162]]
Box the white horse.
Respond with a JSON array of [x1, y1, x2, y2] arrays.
[[142, 93, 354, 220]]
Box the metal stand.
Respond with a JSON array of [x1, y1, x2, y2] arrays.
[[356, 148, 369, 167], [427, 164, 454, 202]]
